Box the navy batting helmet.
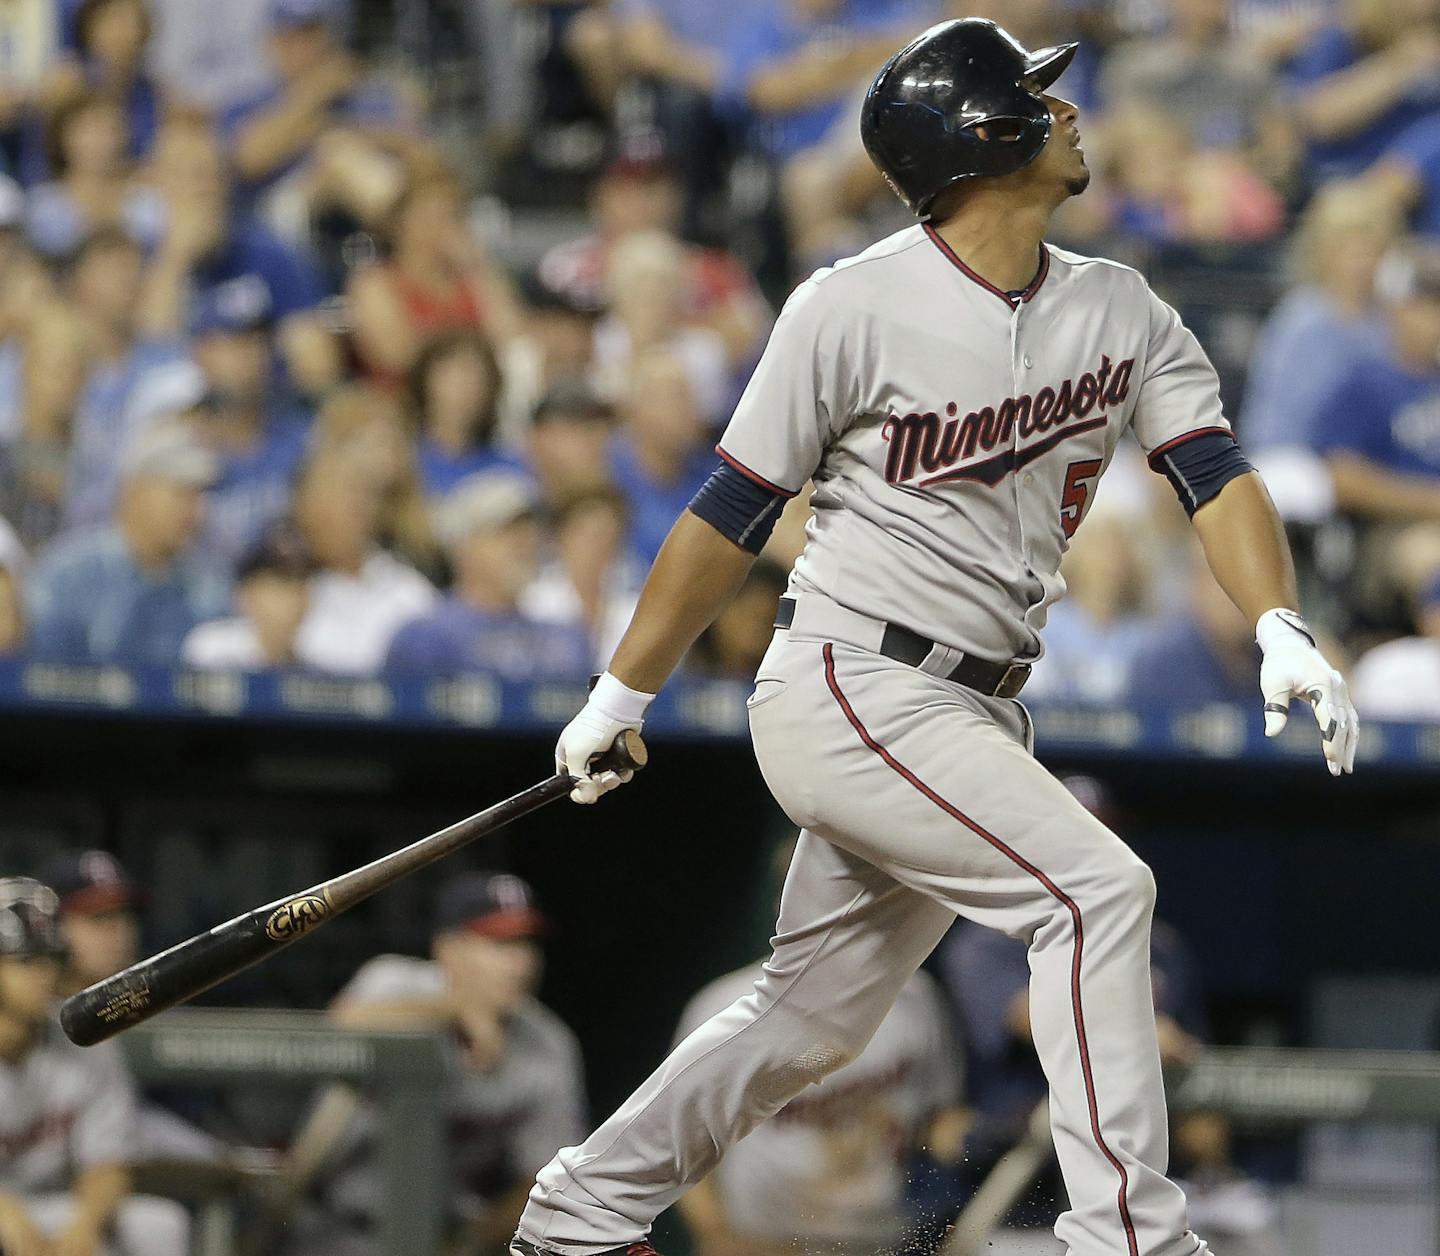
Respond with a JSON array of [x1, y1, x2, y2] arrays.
[[0, 878, 67, 960], [861, 18, 1078, 219]]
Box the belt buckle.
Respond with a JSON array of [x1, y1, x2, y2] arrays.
[[995, 661, 1031, 699]]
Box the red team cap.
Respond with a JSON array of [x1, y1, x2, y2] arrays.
[[435, 872, 550, 940]]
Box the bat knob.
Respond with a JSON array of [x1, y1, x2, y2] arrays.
[[589, 729, 648, 776]]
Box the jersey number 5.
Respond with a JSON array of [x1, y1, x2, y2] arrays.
[[1059, 459, 1103, 539]]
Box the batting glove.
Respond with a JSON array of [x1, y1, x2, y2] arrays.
[[555, 672, 654, 804], [1256, 608, 1358, 777]]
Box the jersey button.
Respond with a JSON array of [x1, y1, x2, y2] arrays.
[[1023, 473, 1035, 484], [1023, 354, 1034, 369]]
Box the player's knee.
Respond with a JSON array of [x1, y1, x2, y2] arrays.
[[1111, 857, 1157, 917]]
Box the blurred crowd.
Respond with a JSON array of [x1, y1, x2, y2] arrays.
[[3, 0, 1440, 714]]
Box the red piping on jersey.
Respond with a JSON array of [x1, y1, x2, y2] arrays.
[[821, 643, 1141, 1256], [924, 224, 1050, 307], [1145, 426, 1234, 468], [715, 447, 800, 498]]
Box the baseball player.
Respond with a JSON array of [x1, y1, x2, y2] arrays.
[[514, 18, 1359, 1256], [0, 878, 188, 1256]]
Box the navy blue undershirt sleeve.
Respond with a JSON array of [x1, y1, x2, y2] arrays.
[[688, 461, 788, 554], [1148, 429, 1254, 517]]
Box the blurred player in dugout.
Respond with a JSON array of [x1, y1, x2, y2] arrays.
[[280, 872, 587, 1256], [0, 878, 188, 1256]]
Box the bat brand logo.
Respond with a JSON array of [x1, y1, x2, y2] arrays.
[[265, 895, 331, 942]]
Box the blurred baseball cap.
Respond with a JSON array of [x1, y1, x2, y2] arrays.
[[120, 417, 220, 487], [602, 132, 675, 184], [435, 872, 548, 940], [271, 0, 344, 28], [435, 470, 539, 546], [36, 850, 148, 916], [532, 377, 614, 428], [237, 525, 317, 583], [0, 176, 24, 232], [189, 276, 274, 339]]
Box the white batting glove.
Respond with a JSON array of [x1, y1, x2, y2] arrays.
[[1255, 608, 1358, 777], [555, 672, 654, 804]]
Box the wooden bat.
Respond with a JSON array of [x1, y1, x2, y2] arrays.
[[942, 1100, 1056, 1256], [59, 732, 647, 1047]]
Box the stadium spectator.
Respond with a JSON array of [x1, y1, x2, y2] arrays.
[[0, 0, 60, 182], [1286, 0, 1440, 181], [502, 274, 604, 437], [674, 957, 961, 1256], [145, 0, 285, 115], [1310, 240, 1440, 522], [1, 302, 86, 550], [687, 558, 790, 679], [609, 347, 716, 564], [1099, 0, 1297, 186], [1240, 180, 1399, 450], [522, 485, 641, 669], [348, 170, 520, 390], [183, 525, 316, 669], [1351, 569, 1440, 717], [1097, 103, 1285, 243], [221, 0, 422, 234], [184, 279, 311, 565], [58, 228, 188, 536], [311, 384, 437, 573], [64, 0, 163, 163], [538, 152, 771, 366], [0, 878, 189, 1256], [592, 228, 731, 422], [1124, 548, 1262, 705], [713, 0, 920, 268], [525, 378, 617, 506], [25, 91, 163, 258], [386, 471, 591, 679], [283, 872, 586, 1253], [26, 417, 227, 665], [0, 517, 24, 655], [138, 113, 336, 392], [407, 329, 523, 499], [289, 445, 436, 673], [35, 849, 143, 998]]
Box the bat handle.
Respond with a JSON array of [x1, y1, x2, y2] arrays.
[[585, 729, 648, 777]]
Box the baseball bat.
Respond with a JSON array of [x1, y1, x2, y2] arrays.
[[942, 1100, 1055, 1256], [59, 731, 647, 1047]]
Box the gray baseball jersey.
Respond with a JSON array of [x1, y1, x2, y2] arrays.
[[675, 965, 960, 1246], [324, 956, 586, 1223], [717, 222, 1227, 662], [0, 1019, 136, 1194]]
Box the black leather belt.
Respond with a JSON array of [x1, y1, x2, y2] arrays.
[[774, 596, 1032, 699]]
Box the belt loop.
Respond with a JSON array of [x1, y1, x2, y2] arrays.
[[918, 642, 964, 679]]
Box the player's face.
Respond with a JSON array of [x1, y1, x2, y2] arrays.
[[1031, 93, 1090, 199], [0, 956, 61, 1023], [61, 908, 139, 986]]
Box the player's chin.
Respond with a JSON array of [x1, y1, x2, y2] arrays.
[[1064, 162, 1092, 197]]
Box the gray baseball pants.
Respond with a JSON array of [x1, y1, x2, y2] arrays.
[[519, 596, 1210, 1256]]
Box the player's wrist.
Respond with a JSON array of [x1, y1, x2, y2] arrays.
[[1255, 607, 1313, 653], [588, 671, 655, 725]]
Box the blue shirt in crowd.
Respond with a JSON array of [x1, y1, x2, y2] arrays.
[[1311, 353, 1440, 477], [1124, 616, 1259, 706], [416, 441, 528, 500], [1287, 26, 1440, 178], [1239, 287, 1391, 450], [384, 597, 591, 680], [202, 414, 311, 565], [191, 218, 328, 321], [614, 0, 757, 53], [715, 0, 935, 158], [1385, 114, 1440, 237], [26, 527, 230, 665], [608, 438, 714, 565]]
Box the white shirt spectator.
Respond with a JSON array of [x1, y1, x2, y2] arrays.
[[145, 0, 274, 112], [1351, 635, 1440, 721], [592, 320, 731, 424], [181, 618, 266, 670], [295, 551, 437, 674], [521, 562, 640, 671]]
